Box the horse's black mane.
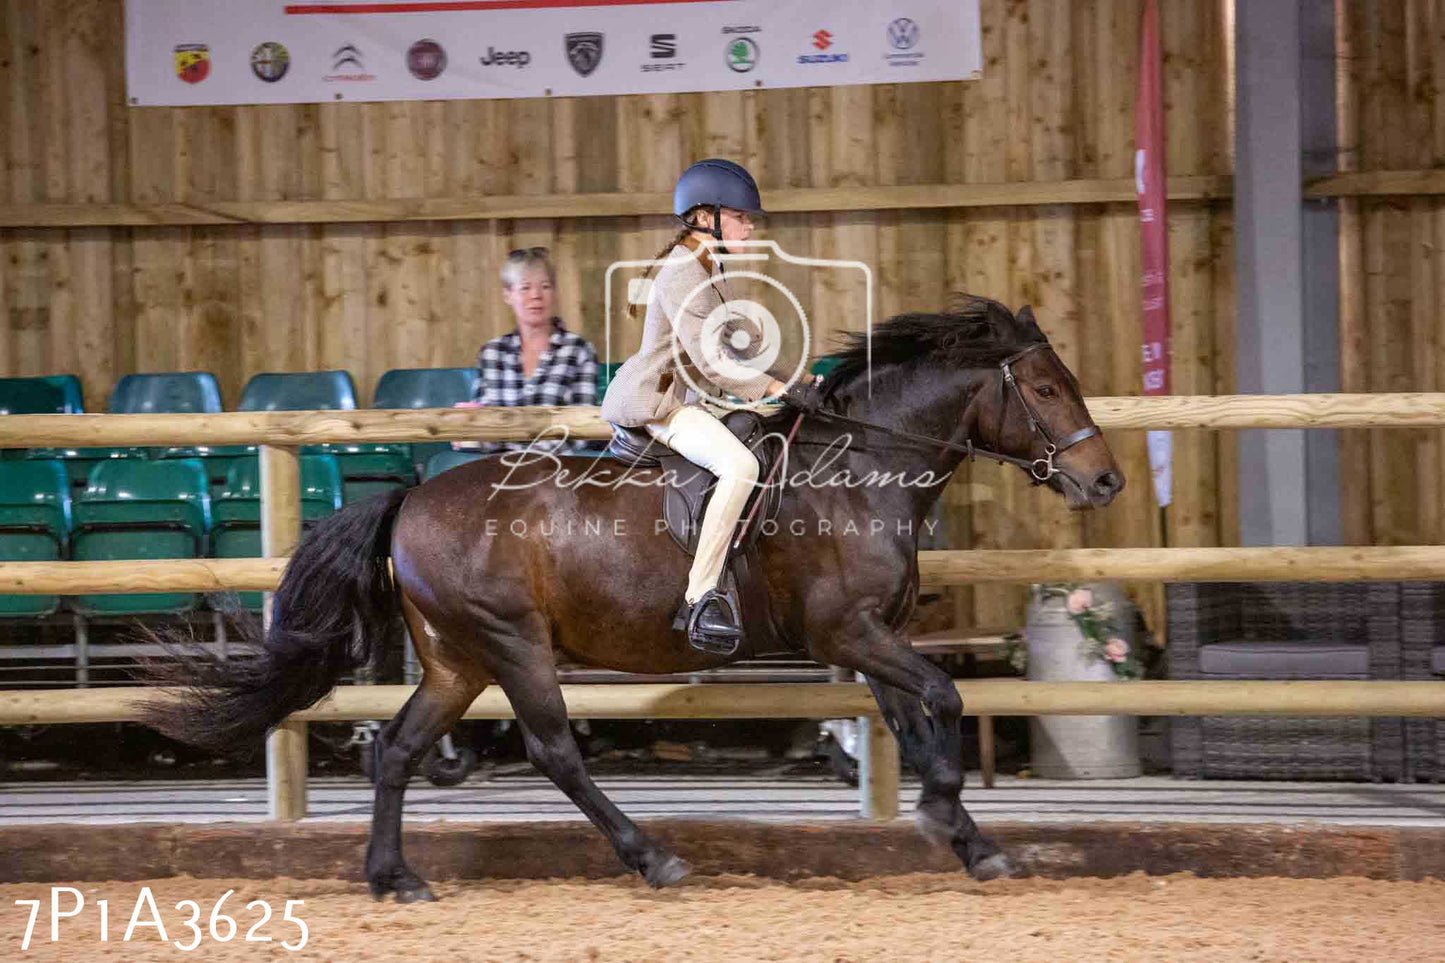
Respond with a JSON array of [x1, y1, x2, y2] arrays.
[[819, 294, 1046, 396]]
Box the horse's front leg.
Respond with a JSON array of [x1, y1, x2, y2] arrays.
[[865, 677, 1013, 880], [812, 607, 1013, 880]]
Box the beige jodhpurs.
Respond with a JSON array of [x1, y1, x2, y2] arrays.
[[644, 404, 760, 604]]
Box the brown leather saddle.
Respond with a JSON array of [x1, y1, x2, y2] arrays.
[[604, 410, 790, 657]]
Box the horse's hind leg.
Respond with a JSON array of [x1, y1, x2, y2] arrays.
[[366, 595, 487, 902], [490, 645, 690, 888], [865, 677, 1013, 881]]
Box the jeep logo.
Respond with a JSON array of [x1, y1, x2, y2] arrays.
[[479, 46, 531, 67]]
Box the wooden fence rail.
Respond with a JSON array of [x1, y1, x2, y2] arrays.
[[7, 546, 1445, 595], [5, 394, 1445, 450], [6, 681, 1442, 727]]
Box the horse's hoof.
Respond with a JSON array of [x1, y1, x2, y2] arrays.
[[644, 855, 692, 889], [393, 884, 437, 904], [969, 853, 1017, 882]]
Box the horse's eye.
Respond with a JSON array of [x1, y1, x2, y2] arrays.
[[1035, 384, 1056, 399]]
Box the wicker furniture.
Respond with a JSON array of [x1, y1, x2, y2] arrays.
[[1166, 582, 1405, 781], [1401, 583, 1445, 782]]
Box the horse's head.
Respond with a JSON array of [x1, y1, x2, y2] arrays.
[[970, 304, 1124, 509], [818, 296, 1125, 509]]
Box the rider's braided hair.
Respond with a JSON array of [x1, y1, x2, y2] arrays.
[[627, 210, 719, 321]]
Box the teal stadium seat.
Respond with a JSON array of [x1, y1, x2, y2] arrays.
[[239, 371, 358, 412], [23, 373, 166, 487], [70, 459, 212, 616], [0, 375, 81, 415], [2, 375, 85, 465], [423, 449, 484, 481], [597, 362, 622, 400], [0, 460, 71, 617], [115, 372, 239, 493], [109, 372, 223, 415], [212, 455, 343, 611], [239, 371, 413, 504], [810, 357, 843, 379], [373, 367, 475, 475]]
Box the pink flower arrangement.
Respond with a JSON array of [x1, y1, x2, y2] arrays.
[[1031, 584, 1143, 680], [1065, 587, 1094, 614]]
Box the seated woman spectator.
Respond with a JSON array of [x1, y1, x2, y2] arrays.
[[456, 246, 600, 455]]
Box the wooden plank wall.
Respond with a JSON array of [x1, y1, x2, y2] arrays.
[[1337, 1, 1445, 548], [0, 0, 1236, 630]]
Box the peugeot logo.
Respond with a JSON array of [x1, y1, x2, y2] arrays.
[[565, 32, 604, 76]]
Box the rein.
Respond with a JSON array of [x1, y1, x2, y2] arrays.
[[811, 343, 1100, 483]]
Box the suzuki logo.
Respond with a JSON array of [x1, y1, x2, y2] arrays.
[[812, 29, 833, 50]]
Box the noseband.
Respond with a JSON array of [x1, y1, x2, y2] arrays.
[[996, 343, 1101, 481], [810, 342, 1100, 483]]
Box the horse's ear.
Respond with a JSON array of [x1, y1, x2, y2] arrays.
[[1016, 304, 1046, 339]]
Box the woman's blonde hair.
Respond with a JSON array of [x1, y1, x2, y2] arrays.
[[501, 246, 557, 291]]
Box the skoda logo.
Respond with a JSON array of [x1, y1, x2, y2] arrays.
[[726, 36, 758, 72], [887, 18, 919, 50]]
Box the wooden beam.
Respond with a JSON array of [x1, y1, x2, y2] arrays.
[[261, 445, 306, 821], [5, 393, 1445, 450], [0, 557, 284, 594], [6, 544, 1445, 595], [0, 406, 615, 447], [1306, 170, 1445, 198], [917, 545, 1445, 584], [15, 168, 1445, 231], [1083, 393, 1445, 429], [0, 176, 1233, 228], [4, 681, 1444, 726]]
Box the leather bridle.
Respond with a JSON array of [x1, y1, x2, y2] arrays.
[[810, 341, 1100, 483]]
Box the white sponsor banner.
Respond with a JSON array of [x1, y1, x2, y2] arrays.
[[125, 0, 981, 107]]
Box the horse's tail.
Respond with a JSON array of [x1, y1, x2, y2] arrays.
[[141, 488, 409, 753]]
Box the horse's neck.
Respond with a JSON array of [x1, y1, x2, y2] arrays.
[[792, 368, 985, 521]]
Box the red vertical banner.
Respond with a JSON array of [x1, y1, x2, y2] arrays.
[[1135, 0, 1173, 508]]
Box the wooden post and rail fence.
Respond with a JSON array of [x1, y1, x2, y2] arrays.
[[2, 393, 1445, 821]]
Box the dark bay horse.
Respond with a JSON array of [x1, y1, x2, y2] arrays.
[[144, 295, 1124, 902]]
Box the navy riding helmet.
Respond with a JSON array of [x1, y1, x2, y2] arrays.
[[673, 158, 765, 240]]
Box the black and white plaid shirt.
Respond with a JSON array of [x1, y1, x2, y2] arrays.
[[464, 318, 599, 454]]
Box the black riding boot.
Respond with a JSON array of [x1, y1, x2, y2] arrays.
[[673, 588, 743, 656]]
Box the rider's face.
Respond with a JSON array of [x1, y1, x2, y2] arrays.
[[718, 208, 754, 244]]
